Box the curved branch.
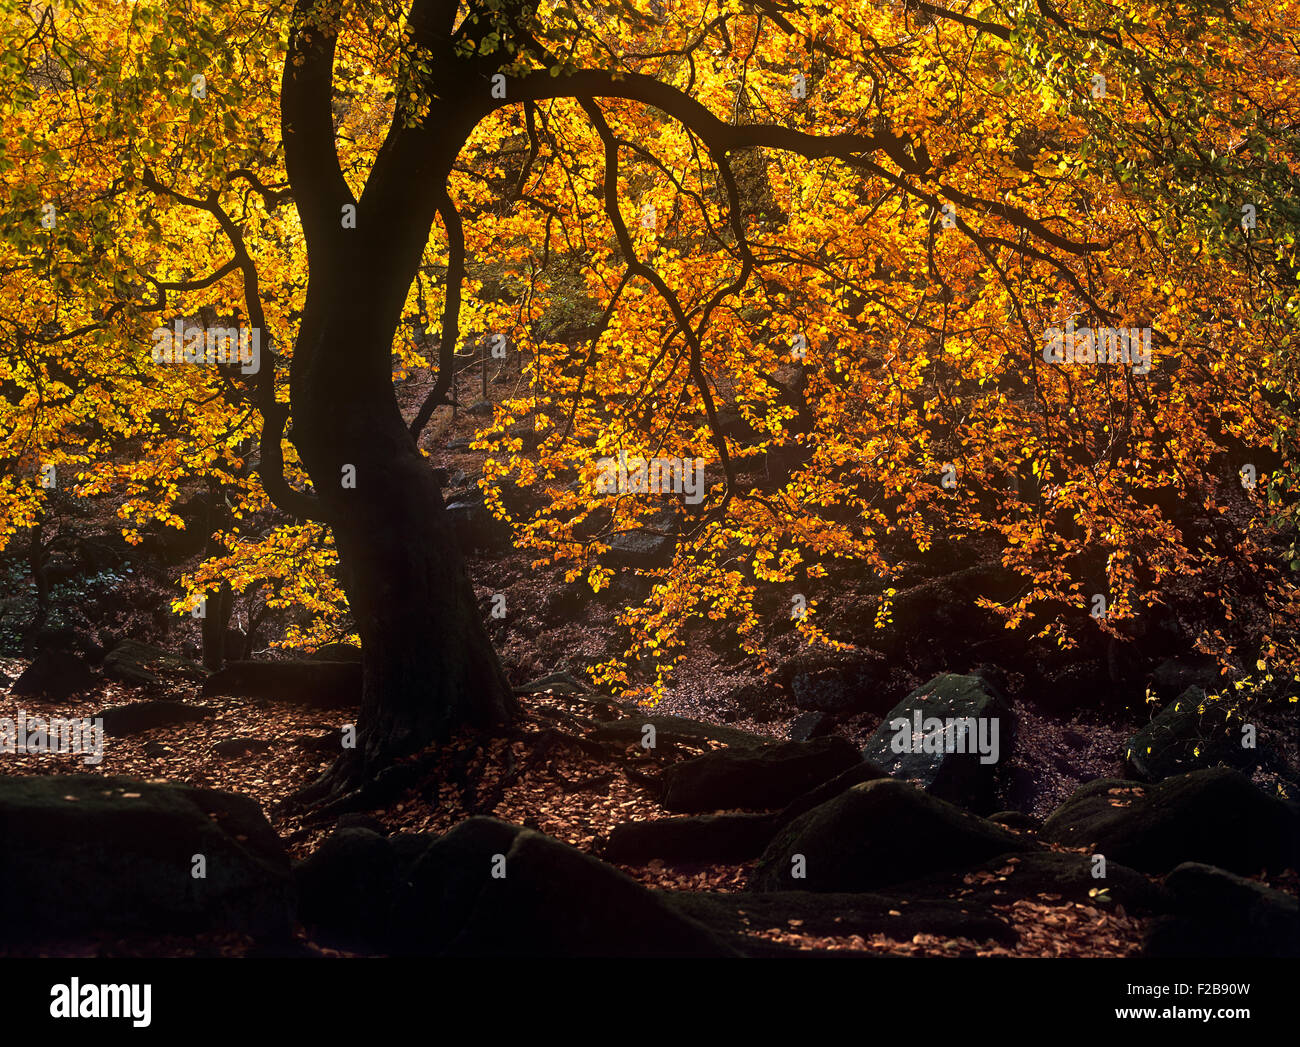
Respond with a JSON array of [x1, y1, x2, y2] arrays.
[[491, 70, 1099, 257], [140, 167, 331, 523], [509, 69, 925, 174], [581, 98, 738, 516], [409, 187, 466, 440]]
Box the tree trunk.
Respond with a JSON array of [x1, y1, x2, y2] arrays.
[[23, 519, 49, 657], [278, 12, 517, 808], [200, 489, 233, 671], [199, 580, 232, 672], [325, 439, 517, 792], [287, 270, 517, 808]]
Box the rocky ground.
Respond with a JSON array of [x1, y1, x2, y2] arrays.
[[1, 653, 1297, 957], [1, 371, 1297, 958]]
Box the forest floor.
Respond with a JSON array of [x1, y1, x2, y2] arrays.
[[2, 365, 1297, 958], [0, 665, 1162, 957]]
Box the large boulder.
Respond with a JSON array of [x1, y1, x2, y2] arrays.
[[777, 644, 891, 714], [751, 778, 1037, 893], [1144, 862, 1300, 958], [789, 711, 833, 741], [602, 813, 778, 864], [661, 736, 861, 813], [605, 511, 678, 570], [0, 775, 293, 940], [444, 498, 511, 553], [10, 650, 96, 701], [404, 817, 735, 956], [606, 529, 676, 570], [861, 672, 1012, 812], [1122, 686, 1259, 781], [210, 737, 274, 757], [75, 531, 137, 576], [95, 699, 216, 737], [1041, 768, 1300, 875], [102, 639, 208, 687], [28, 626, 102, 660], [988, 811, 1041, 832], [718, 681, 782, 724], [295, 828, 416, 950], [883, 564, 1021, 669], [201, 660, 361, 708]]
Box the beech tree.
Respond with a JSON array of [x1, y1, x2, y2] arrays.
[[1, 0, 1296, 805]]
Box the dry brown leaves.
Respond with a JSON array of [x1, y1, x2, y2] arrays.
[[0, 678, 1152, 958]]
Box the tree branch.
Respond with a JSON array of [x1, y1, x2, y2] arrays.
[[282, 0, 354, 254], [409, 187, 466, 440]]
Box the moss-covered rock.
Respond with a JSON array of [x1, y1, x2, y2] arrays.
[[102, 639, 207, 687], [662, 735, 861, 813], [602, 813, 778, 864], [0, 775, 293, 941], [1144, 862, 1300, 957], [405, 817, 736, 956], [1122, 686, 1260, 781], [1041, 767, 1300, 874], [751, 777, 1037, 893]]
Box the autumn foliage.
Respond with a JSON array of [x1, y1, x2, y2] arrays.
[[1, 0, 1298, 702]]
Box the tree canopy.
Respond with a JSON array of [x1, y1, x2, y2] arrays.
[[2, 0, 1298, 705]]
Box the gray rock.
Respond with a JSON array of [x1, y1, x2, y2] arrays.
[[789, 711, 833, 741], [444, 499, 510, 552], [211, 737, 274, 757], [405, 817, 736, 956], [102, 639, 208, 687], [10, 650, 95, 701], [201, 660, 361, 709], [606, 528, 675, 570], [295, 828, 408, 950], [602, 813, 778, 864], [772, 760, 890, 828], [862, 672, 1012, 812], [1150, 654, 1220, 699], [780, 644, 890, 714], [988, 810, 1040, 832]]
